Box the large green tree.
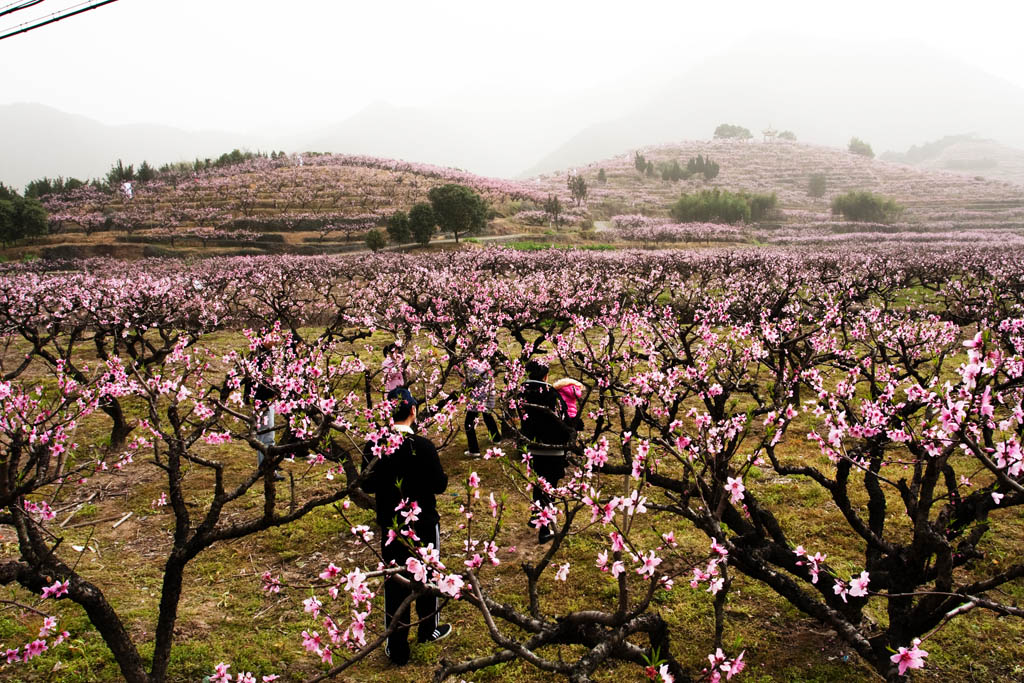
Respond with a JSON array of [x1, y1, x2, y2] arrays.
[[409, 202, 437, 246], [0, 192, 48, 247], [427, 184, 487, 244], [386, 210, 411, 244]]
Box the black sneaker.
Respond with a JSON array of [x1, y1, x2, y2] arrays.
[[418, 623, 453, 643], [384, 643, 409, 665]]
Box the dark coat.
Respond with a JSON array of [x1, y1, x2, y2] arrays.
[[518, 380, 573, 452], [362, 431, 448, 529]]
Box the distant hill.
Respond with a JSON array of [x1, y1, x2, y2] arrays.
[[521, 39, 1024, 178], [882, 136, 1024, 186], [0, 103, 259, 190], [38, 152, 547, 236], [530, 139, 1024, 228]]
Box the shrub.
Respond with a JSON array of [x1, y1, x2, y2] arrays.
[[848, 137, 875, 158], [831, 191, 903, 222], [670, 189, 750, 224], [597, 168, 607, 183], [778, 130, 797, 141], [746, 192, 777, 221]]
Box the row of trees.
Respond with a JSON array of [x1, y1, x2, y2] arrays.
[[634, 152, 721, 181], [669, 188, 777, 224], [831, 190, 903, 221], [23, 149, 286, 200], [376, 183, 488, 249]]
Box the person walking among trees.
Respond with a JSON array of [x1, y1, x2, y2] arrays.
[[518, 360, 574, 543], [243, 337, 285, 480], [362, 387, 453, 665], [463, 358, 502, 458]]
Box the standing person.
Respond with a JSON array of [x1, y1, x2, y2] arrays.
[[381, 343, 406, 395], [362, 387, 453, 666], [463, 358, 502, 458], [242, 338, 284, 480], [518, 360, 574, 543]]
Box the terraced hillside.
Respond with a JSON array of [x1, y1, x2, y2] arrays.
[[23, 141, 1024, 259], [533, 139, 1024, 229], [41, 153, 551, 239]]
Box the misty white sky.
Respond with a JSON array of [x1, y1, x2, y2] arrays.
[[2, 0, 1023, 134]]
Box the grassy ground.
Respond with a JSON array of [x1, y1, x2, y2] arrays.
[[1, 327, 1022, 683]]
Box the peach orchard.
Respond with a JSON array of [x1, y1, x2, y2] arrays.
[[0, 247, 1021, 682]]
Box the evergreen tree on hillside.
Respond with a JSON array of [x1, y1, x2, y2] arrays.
[[567, 174, 587, 207], [386, 211, 411, 244], [409, 202, 437, 246], [848, 137, 875, 158]]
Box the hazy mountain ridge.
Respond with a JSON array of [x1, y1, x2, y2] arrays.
[[882, 136, 1024, 186], [0, 103, 265, 190], [520, 42, 1024, 178], [5, 39, 1024, 193]]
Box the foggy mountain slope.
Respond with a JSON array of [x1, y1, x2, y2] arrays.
[[301, 101, 498, 175], [522, 42, 1024, 178], [0, 103, 260, 190], [883, 136, 1024, 186]]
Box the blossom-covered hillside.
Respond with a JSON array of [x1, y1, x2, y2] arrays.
[[533, 139, 1024, 229]]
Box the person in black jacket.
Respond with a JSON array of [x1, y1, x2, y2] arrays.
[[518, 360, 574, 543], [361, 387, 452, 665]]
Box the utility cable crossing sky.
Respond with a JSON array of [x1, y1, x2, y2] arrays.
[[0, 0, 120, 41]]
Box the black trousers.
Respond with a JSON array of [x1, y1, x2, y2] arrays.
[[382, 522, 441, 660], [530, 454, 567, 525], [465, 410, 500, 453]]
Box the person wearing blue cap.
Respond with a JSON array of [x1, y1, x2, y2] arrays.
[[362, 387, 453, 665]]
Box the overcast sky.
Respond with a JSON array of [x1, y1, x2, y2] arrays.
[[2, 0, 1023, 134]]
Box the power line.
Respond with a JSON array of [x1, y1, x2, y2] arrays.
[[0, 1, 47, 20], [0, 0, 120, 41]]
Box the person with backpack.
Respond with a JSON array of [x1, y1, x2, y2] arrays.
[[518, 360, 574, 543], [361, 387, 453, 665]]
